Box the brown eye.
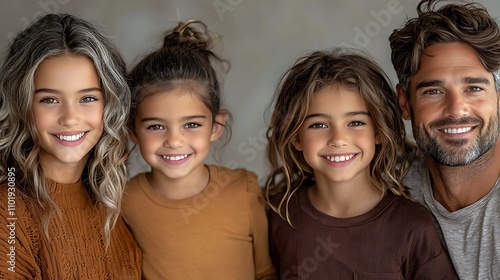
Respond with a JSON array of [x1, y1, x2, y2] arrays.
[[184, 123, 201, 129], [348, 121, 365, 127], [423, 89, 442, 95], [81, 96, 98, 103], [309, 123, 327, 129], [40, 97, 58, 103], [467, 86, 483, 92], [147, 124, 164, 130]]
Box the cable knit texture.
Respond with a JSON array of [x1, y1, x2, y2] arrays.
[[0, 179, 142, 279]]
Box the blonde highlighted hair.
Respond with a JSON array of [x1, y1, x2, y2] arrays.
[[0, 13, 130, 242], [265, 48, 416, 225]]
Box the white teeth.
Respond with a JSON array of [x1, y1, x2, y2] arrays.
[[326, 154, 354, 162], [443, 127, 472, 134], [162, 154, 189, 161], [55, 132, 85, 141]]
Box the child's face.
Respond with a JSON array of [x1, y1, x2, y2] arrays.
[[131, 88, 223, 182], [294, 83, 380, 186], [32, 54, 104, 175]]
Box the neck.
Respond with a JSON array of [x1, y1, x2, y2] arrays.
[[426, 142, 500, 211], [40, 154, 85, 184], [147, 165, 210, 200], [309, 169, 382, 218]]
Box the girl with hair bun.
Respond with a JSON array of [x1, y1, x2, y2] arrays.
[[0, 13, 141, 279], [122, 20, 276, 279]]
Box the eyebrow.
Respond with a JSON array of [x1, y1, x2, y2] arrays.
[[141, 115, 208, 123], [34, 87, 102, 94], [415, 80, 443, 90], [463, 77, 490, 85], [415, 77, 491, 90], [304, 111, 370, 120]]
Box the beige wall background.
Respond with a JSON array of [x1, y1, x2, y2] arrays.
[[1, 0, 499, 185]]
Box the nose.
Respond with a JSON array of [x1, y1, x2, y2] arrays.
[[443, 91, 470, 118], [164, 129, 184, 149], [327, 127, 348, 148], [58, 103, 79, 126]]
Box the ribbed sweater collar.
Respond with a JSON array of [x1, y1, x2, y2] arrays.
[[46, 178, 92, 209]]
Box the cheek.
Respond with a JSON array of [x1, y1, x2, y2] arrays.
[[138, 133, 161, 148], [363, 137, 377, 153], [411, 104, 435, 125], [410, 97, 435, 120], [32, 107, 52, 132], [137, 135, 161, 158], [88, 107, 105, 131], [481, 98, 498, 115], [300, 135, 321, 154], [189, 130, 213, 149]]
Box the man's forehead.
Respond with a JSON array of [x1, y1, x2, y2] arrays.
[[412, 42, 494, 84]]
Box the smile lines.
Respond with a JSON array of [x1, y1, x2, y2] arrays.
[[443, 127, 472, 134], [54, 132, 85, 141], [325, 154, 355, 162]]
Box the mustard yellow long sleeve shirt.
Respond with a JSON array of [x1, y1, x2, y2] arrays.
[[122, 165, 276, 280]]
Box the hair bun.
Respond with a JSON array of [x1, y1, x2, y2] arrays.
[[163, 20, 213, 50]]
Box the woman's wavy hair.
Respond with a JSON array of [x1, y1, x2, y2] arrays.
[[389, 0, 500, 94], [265, 48, 416, 225], [128, 19, 231, 151], [0, 13, 130, 242]]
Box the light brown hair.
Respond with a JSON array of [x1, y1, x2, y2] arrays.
[[265, 48, 415, 224]]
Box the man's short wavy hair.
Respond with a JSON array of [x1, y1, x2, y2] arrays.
[[389, 0, 500, 94]]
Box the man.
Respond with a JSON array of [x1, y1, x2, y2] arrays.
[[389, 0, 500, 279]]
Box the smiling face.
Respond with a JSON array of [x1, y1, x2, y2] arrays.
[[33, 54, 104, 179], [294, 83, 380, 186], [131, 87, 224, 183], [399, 42, 500, 166]]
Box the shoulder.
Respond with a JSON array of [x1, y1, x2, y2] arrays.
[[124, 173, 148, 195], [0, 183, 37, 222], [386, 194, 436, 230], [267, 185, 307, 227], [127, 172, 147, 186], [208, 165, 262, 195], [402, 153, 430, 201], [0, 184, 41, 258], [267, 180, 310, 211], [122, 173, 151, 213], [122, 173, 153, 213]]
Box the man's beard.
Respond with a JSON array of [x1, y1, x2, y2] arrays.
[[412, 114, 499, 166]]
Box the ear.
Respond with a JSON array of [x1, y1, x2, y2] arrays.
[[210, 110, 227, 142], [396, 84, 411, 120], [129, 128, 138, 144], [292, 136, 303, 151]]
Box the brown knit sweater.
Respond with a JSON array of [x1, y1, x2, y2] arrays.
[[0, 179, 142, 279]]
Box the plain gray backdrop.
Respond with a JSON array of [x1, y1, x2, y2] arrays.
[[2, 0, 499, 185]]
